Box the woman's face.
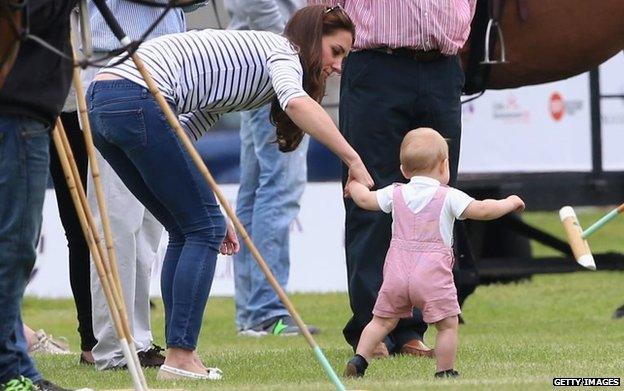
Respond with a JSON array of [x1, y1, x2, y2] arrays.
[[321, 29, 353, 79]]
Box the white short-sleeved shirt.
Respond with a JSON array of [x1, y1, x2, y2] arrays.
[[376, 176, 474, 247]]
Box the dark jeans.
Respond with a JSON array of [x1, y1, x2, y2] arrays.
[[48, 111, 97, 352], [339, 50, 473, 352], [87, 79, 226, 350], [0, 115, 48, 383]]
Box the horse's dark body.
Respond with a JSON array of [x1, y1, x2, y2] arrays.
[[0, 0, 22, 89], [462, 0, 624, 94]]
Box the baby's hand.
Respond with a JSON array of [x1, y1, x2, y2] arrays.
[[344, 179, 363, 199], [506, 195, 525, 213]]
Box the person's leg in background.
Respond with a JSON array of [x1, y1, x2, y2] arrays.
[[453, 222, 478, 314], [412, 56, 478, 321], [22, 325, 38, 349], [234, 105, 313, 335], [49, 110, 98, 363], [339, 50, 428, 354], [133, 209, 164, 358], [87, 151, 164, 370], [233, 110, 260, 332], [613, 304, 624, 319]]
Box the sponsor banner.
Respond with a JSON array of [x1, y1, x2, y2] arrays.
[[599, 54, 624, 171], [26, 184, 349, 298], [460, 73, 592, 173]]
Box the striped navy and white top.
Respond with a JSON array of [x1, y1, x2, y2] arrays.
[[102, 29, 308, 140]]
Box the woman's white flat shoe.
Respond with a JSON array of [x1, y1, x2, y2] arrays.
[[157, 364, 223, 380]]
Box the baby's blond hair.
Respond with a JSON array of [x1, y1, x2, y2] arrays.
[[399, 128, 449, 176]]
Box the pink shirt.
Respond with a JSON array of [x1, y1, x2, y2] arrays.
[[308, 0, 476, 55]]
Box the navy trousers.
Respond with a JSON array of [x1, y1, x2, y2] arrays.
[[339, 49, 471, 352]]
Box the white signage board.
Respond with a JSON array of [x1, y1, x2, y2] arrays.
[[459, 72, 592, 173], [27, 184, 349, 298], [599, 53, 624, 171], [26, 58, 623, 298]]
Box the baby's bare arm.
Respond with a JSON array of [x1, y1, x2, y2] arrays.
[[461, 195, 525, 220], [348, 181, 381, 211]]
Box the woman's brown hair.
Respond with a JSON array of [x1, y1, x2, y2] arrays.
[[270, 5, 355, 152]]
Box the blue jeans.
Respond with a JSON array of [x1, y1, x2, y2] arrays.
[[0, 116, 48, 383], [87, 80, 226, 350], [233, 106, 309, 330]]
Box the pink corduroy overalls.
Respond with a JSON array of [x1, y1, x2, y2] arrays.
[[373, 184, 461, 324]]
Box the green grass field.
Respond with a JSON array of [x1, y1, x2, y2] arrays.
[[24, 209, 624, 390]]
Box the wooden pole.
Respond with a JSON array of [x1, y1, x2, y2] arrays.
[[52, 121, 146, 391]]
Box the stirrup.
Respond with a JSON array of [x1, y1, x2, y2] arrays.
[[481, 18, 507, 64]]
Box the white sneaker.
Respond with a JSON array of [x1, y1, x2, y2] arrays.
[[237, 328, 269, 337], [28, 329, 71, 355], [238, 316, 319, 337]]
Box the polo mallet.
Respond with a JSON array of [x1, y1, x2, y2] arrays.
[[52, 119, 147, 391], [90, 0, 347, 389], [559, 203, 624, 270]]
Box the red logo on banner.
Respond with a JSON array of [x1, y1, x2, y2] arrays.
[[550, 92, 565, 121]]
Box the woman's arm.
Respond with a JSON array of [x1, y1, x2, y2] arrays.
[[285, 95, 373, 189]]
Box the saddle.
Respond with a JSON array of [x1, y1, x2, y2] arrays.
[[463, 0, 529, 95]]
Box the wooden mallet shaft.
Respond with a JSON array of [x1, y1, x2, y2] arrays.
[[559, 206, 596, 270], [581, 202, 624, 239]]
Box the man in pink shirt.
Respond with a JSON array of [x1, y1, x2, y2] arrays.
[[309, 0, 477, 357]]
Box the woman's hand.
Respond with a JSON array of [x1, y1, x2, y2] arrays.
[[344, 159, 374, 198], [220, 221, 240, 256]]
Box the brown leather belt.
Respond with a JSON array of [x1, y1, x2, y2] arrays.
[[372, 46, 444, 62]]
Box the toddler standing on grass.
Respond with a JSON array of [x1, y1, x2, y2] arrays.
[[344, 127, 525, 378]]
